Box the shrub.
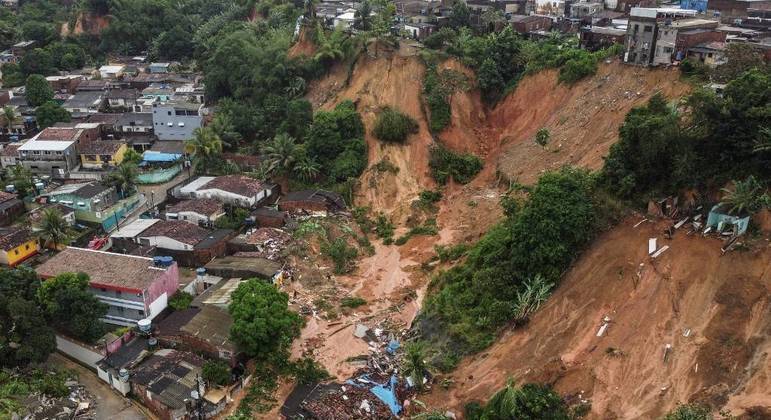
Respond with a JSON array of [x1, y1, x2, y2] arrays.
[[340, 296, 367, 308], [535, 128, 550, 147], [662, 403, 712, 420], [559, 51, 598, 84], [321, 237, 359, 274], [434, 243, 469, 262], [375, 213, 395, 243], [373, 107, 419, 143], [429, 145, 483, 184], [419, 190, 443, 204], [202, 360, 231, 386], [169, 292, 194, 311], [290, 357, 331, 385], [467, 383, 570, 420]]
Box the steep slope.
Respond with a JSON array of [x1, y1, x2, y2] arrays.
[[422, 219, 770, 418]]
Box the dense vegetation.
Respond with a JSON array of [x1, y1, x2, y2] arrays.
[[602, 69, 770, 202], [418, 168, 600, 366], [372, 107, 418, 143], [429, 144, 483, 185], [465, 383, 572, 420], [422, 64, 469, 133]]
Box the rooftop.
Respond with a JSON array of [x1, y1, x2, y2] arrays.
[[167, 199, 224, 216], [110, 219, 159, 239], [63, 91, 103, 109], [36, 247, 171, 292], [205, 256, 281, 279], [132, 349, 205, 411], [106, 89, 139, 100], [71, 183, 111, 199], [0, 143, 21, 157], [0, 191, 18, 204], [117, 112, 153, 127], [180, 305, 235, 352], [78, 140, 125, 155], [0, 227, 32, 250], [36, 127, 81, 142], [201, 175, 265, 197], [139, 220, 211, 245]]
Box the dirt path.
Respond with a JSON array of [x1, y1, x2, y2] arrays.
[[48, 353, 149, 420]]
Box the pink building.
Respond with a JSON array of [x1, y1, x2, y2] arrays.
[[37, 247, 179, 326]]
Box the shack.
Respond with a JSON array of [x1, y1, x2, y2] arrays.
[[205, 256, 281, 280], [706, 203, 750, 236]]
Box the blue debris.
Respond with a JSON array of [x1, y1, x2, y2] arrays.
[[369, 375, 401, 416], [386, 339, 400, 354]]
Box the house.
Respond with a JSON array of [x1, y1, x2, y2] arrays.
[[156, 305, 240, 366], [204, 256, 282, 280], [43, 181, 140, 231], [17, 130, 81, 178], [36, 247, 180, 326], [62, 91, 104, 115], [0, 191, 24, 226], [79, 140, 128, 169], [116, 112, 154, 134], [510, 15, 554, 35], [248, 207, 288, 228], [106, 89, 139, 110], [580, 26, 627, 50], [29, 203, 76, 231], [228, 227, 290, 255], [176, 175, 276, 208], [686, 41, 728, 66], [96, 336, 149, 396], [173, 83, 205, 104], [623, 8, 698, 66], [404, 22, 437, 40], [165, 199, 225, 226], [114, 219, 234, 266], [651, 19, 723, 66], [99, 64, 126, 79], [148, 62, 171, 73], [708, 0, 771, 20], [46, 75, 83, 94], [130, 349, 224, 420], [152, 100, 204, 141], [333, 9, 356, 29], [570, 1, 604, 18], [278, 189, 346, 214], [141, 84, 175, 102], [707, 203, 750, 236], [76, 79, 108, 92], [11, 40, 35, 56], [0, 227, 38, 266], [0, 142, 22, 168]]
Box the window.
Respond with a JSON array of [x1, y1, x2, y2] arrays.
[[14, 249, 18, 255], [138, 310, 144, 316], [643, 25, 652, 32], [167, 111, 172, 116], [178, 122, 185, 127], [24, 244, 29, 250]]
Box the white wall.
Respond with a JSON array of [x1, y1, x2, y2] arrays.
[[56, 335, 104, 370], [140, 235, 192, 250], [147, 292, 168, 320]]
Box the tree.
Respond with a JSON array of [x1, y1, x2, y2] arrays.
[[107, 163, 139, 198], [372, 107, 418, 143], [320, 237, 358, 274], [25, 74, 54, 107], [39, 208, 70, 250], [472, 383, 570, 420], [122, 148, 143, 165], [262, 132, 302, 177], [712, 43, 765, 83], [293, 157, 321, 182], [6, 164, 33, 198], [185, 127, 224, 170], [209, 113, 241, 149], [20, 21, 57, 45], [0, 269, 56, 367], [403, 342, 427, 391], [19, 48, 53, 76], [202, 360, 231, 386], [314, 23, 346, 67], [228, 279, 303, 363], [450, 0, 471, 28], [0, 106, 19, 132], [37, 272, 107, 343], [35, 101, 71, 129], [719, 176, 770, 216], [535, 128, 550, 147], [354, 0, 373, 30], [662, 403, 712, 420]]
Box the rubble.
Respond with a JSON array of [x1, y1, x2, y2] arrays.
[[20, 377, 96, 420]]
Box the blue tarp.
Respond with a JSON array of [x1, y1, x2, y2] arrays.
[[346, 374, 402, 416], [142, 151, 182, 163], [386, 340, 400, 354]]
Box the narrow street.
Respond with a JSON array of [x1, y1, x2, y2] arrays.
[[47, 353, 150, 420]]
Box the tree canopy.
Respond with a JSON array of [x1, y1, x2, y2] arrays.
[[37, 272, 107, 343]]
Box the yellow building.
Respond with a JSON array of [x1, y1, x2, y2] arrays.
[[0, 227, 39, 266], [79, 141, 128, 169]]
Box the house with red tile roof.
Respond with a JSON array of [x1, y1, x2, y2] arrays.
[[176, 175, 277, 208]]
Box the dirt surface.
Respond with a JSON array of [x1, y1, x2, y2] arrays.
[[48, 353, 149, 420], [61, 13, 110, 37], [288, 26, 317, 59], [421, 218, 771, 418]]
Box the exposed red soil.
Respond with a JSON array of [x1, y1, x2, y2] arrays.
[[61, 13, 110, 37], [422, 218, 771, 418], [288, 27, 317, 59]]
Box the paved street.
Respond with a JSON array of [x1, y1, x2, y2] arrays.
[[47, 353, 149, 420]]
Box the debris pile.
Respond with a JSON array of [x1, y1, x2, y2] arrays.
[[232, 227, 291, 260], [23, 379, 96, 420]]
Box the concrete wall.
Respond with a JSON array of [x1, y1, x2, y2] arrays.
[[152, 104, 202, 141], [56, 335, 104, 371]]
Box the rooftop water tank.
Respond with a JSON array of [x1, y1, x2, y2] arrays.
[[118, 368, 129, 382], [137, 318, 151, 333]]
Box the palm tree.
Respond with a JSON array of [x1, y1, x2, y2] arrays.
[[39, 208, 69, 250], [261, 133, 302, 174], [753, 127, 771, 153], [293, 157, 321, 182], [0, 106, 19, 133], [107, 163, 139, 198], [314, 23, 345, 66], [185, 127, 224, 161], [209, 114, 240, 148], [402, 342, 427, 391], [719, 176, 771, 216], [284, 76, 307, 98]]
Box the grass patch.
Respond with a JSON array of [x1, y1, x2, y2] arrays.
[[373, 107, 418, 143], [340, 296, 367, 308]]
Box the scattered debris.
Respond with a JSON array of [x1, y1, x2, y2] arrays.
[[651, 245, 669, 259], [648, 238, 657, 255], [663, 344, 672, 363]]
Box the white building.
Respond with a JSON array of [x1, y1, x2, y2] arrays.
[[176, 175, 275, 208]]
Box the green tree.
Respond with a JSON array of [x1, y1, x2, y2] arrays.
[[314, 23, 346, 67], [662, 403, 712, 420], [229, 279, 303, 364], [354, 0, 373, 30], [25, 74, 54, 107], [262, 132, 303, 184], [209, 113, 242, 149], [373, 107, 418, 143], [19, 48, 53, 76], [450, 0, 471, 28], [320, 237, 358, 274], [185, 127, 224, 170], [35, 101, 71, 129], [36, 272, 107, 343], [471, 383, 570, 420], [719, 176, 770, 216], [202, 360, 231, 386], [0, 269, 57, 367], [0, 106, 19, 132], [122, 148, 143, 165], [403, 342, 427, 391], [6, 165, 33, 198], [107, 163, 139, 198], [293, 157, 321, 182], [39, 207, 70, 250], [168, 291, 193, 310], [20, 21, 57, 45], [535, 128, 550, 147]]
